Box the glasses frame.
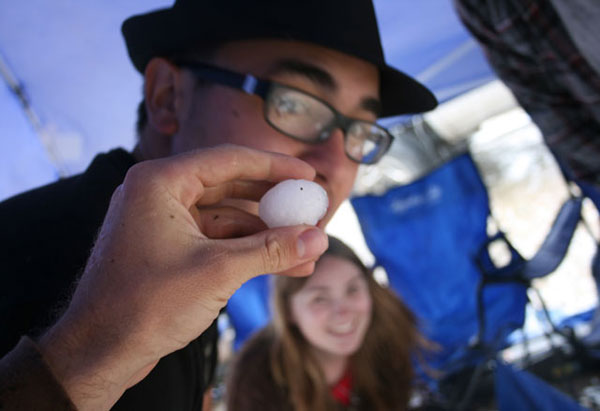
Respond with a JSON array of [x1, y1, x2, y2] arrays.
[[175, 60, 394, 164]]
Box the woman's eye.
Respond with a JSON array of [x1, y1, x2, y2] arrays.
[[348, 281, 366, 296], [312, 296, 328, 304]]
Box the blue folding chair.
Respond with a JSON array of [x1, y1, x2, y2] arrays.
[[226, 274, 271, 350], [351, 150, 598, 409], [494, 361, 589, 411]]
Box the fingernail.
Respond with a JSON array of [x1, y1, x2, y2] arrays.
[[297, 228, 328, 259]]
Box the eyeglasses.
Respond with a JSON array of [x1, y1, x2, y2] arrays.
[[176, 61, 394, 164]]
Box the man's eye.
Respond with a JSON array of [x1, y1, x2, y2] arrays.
[[352, 123, 372, 139], [274, 96, 306, 115]]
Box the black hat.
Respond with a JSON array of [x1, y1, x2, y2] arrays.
[[122, 0, 437, 117]]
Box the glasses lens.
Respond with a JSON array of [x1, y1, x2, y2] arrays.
[[346, 122, 391, 164], [265, 86, 335, 141]]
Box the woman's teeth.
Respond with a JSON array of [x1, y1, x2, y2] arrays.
[[330, 321, 354, 334]]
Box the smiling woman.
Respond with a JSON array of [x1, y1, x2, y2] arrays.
[[226, 235, 426, 411]]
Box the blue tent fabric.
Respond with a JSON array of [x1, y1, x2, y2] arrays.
[[373, 0, 495, 105], [226, 274, 271, 350], [494, 362, 589, 411], [351, 152, 528, 372]]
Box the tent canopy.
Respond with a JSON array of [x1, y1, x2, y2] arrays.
[[0, 0, 494, 200]]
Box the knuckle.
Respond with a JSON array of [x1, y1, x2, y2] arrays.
[[123, 163, 144, 185], [262, 234, 289, 271], [123, 162, 155, 189]]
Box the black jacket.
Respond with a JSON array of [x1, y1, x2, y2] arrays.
[[0, 148, 218, 410]]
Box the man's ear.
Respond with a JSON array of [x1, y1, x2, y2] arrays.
[[143, 58, 181, 135]]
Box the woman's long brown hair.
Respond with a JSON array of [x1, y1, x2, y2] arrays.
[[269, 236, 424, 411]]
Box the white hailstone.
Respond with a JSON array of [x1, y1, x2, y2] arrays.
[[259, 179, 329, 228]]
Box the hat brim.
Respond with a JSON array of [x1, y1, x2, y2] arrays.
[[122, 8, 438, 118], [380, 65, 437, 117]]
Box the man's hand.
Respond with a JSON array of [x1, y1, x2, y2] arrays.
[[38, 145, 329, 410]]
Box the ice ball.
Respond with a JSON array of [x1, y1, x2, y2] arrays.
[[259, 179, 329, 228]]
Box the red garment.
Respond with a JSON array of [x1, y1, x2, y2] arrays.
[[330, 368, 353, 406]]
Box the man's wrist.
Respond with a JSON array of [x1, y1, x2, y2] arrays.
[[0, 336, 77, 410], [37, 313, 144, 411]]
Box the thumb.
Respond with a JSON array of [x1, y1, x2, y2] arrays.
[[224, 226, 329, 282]]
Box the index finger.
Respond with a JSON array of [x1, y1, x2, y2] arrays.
[[141, 144, 317, 208]]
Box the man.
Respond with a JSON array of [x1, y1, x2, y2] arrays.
[[0, 0, 436, 409]]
